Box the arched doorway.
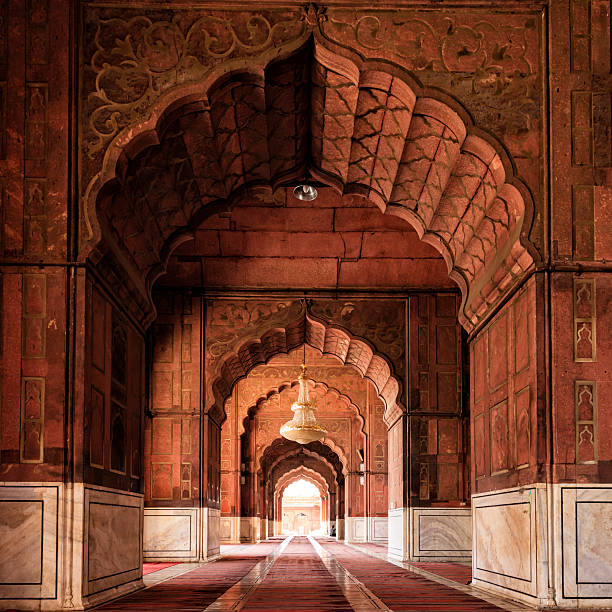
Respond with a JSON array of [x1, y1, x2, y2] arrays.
[[280, 478, 324, 536]]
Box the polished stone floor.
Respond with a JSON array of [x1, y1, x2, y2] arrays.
[[93, 537, 590, 611]]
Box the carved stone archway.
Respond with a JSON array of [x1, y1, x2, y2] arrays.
[[210, 313, 401, 425], [85, 33, 534, 333]]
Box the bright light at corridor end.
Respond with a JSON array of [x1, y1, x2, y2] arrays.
[[293, 183, 318, 201]]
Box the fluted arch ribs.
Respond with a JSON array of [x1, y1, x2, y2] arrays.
[[212, 314, 399, 423], [95, 37, 533, 331]]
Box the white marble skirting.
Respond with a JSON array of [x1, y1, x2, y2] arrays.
[[410, 507, 471, 561], [388, 507, 409, 561], [0, 482, 144, 610], [144, 507, 199, 561], [368, 516, 388, 543], [473, 483, 612, 609], [345, 516, 366, 542]]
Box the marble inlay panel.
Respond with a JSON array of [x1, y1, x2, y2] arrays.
[[144, 513, 191, 553], [388, 507, 407, 560], [369, 516, 388, 542], [412, 508, 471, 558], [0, 484, 59, 600], [0, 500, 43, 583], [475, 502, 531, 581], [83, 486, 143, 597], [576, 501, 612, 583], [346, 517, 366, 542], [560, 485, 612, 601], [88, 503, 140, 580]]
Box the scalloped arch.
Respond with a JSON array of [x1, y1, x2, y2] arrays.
[[88, 34, 534, 332], [239, 378, 366, 439], [213, 313, 400, 425]]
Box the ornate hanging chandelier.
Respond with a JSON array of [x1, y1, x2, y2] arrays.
[[280, 365, 327, 445]]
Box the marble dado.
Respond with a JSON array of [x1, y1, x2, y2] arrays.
[[0, 484, 60, 602], [388, 507, 409, 561], [0, 482, 143, 610], [555, 485, 612, 605], [144, 508, 198, 561], [82, 485, 144, 606], [368, 516, 388, 543], [345, 516, 366, 542], [411, 507, 471, 561], [204, 507, 220, 559], [473, 483, 612, 609]]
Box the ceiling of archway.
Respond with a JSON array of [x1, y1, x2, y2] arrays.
[[156, 187, 451, 291], [85, 9, 542, 333]]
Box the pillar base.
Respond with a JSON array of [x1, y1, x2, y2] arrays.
[[0, 482, 143, 610], [388, 507, 409, 561], [473, 483, 612, 609]]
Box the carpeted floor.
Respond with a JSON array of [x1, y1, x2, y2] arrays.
[[142, 562, 179, 576], [316, 538, 506, 611], [241, 536, 352, 611], [96, 541, 280, 611]]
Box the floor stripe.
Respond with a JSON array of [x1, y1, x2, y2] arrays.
[[204, 536, 292, 611], [309, 535, 391, 611]]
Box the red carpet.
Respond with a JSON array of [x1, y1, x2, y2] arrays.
[[411, 561, 473, 584], [241, 536, 352, 611], [97, 541, 280, 611], [142, 562, 179, 576], [316, 538, 506, 611]]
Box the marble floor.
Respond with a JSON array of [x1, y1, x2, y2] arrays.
[[94, 537, 612, 611]]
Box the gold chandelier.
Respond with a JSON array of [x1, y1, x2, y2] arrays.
[[280, 365, 327, 445]]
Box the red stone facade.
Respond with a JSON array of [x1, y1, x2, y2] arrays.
[[0, 1, 610, 609]]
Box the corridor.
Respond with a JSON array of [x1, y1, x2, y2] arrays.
[[96, 537, 529, 611]]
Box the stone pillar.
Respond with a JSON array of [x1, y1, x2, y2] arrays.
[[387, 410, 409, 561]]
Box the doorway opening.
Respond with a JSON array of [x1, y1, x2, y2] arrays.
[[281, 479, 323, 536]]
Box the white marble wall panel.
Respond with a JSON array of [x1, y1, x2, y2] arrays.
[[368, 516, 388, 542], [411, 507, 471, 560], [240, 517, 257, 542], [388, 507, 408, 561], [345, 516, 366, 542], [556, 484, 612, 607], [472, 485, 549, 605], [220, 516, 238, 543], [0, 484, 59, 601], [144, 508, 198, 561], [203, 507, 220, 559], [336, 517, 344, 541], [83, 486, 143, 598]]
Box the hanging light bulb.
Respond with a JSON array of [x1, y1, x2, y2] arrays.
[[280, 365, 327, 444], [293, 183, 318, 201]]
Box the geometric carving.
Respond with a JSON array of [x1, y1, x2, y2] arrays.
[[151, 463, 173, 500], [22, 274, 46, 358], [151, 418, 173, 455], [570, 0, 591, 73], [153, 324, 174, 363], [575, 381, 597, 464], [21, 377, 44, 463], [181, 463, 191, 500], [419, 463, 430, 500], [91, 287, 106, 372], [110, 401, 126, 473], [574, 278, 596, 361], [90, 386, 105, 468], [437, 372, 458, 413], [514, 386, 530, 469], [513, 290, 530, 374], [490, 400, 509, 475], [88, 36, 533, 333], [573, 185, 595, 261], [182, 324, 192, 363], [23, 179, 47, 256], [488, 313, 508, 390], [25, 83, 47, 160], [152, 371, 173, 410], [26, 0, 49, 66], [474, 413, 486, 478]]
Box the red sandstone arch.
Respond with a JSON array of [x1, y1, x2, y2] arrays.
[[211, 314, 400, 425], [239, 379, 367, 439], [87, 35, 534, 333]]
